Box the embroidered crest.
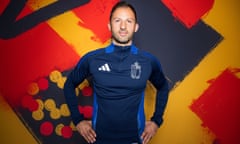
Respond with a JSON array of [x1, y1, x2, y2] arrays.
[[131, 62, 141, 79]]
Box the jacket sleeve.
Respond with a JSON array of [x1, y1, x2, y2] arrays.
[[149, 56, 169, 127], [63, 55, 90, 126]]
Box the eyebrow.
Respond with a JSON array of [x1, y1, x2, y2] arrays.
[[112, 17, 136, 21]]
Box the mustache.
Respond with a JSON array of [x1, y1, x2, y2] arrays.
[[119, 30, 128, 33]]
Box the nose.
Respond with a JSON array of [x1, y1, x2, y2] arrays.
[[120, 21, 126, 30]]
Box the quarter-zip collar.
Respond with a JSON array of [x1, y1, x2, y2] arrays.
[[105, 43, 138, 54]]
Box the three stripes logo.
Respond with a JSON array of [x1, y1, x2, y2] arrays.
[[98, 63, 111, 72]]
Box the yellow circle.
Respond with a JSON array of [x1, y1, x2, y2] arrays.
[[49, 70, 62, 83], [50, 108, 61, 120], [44, 99, 56, 111], [78, 79, 89, 90], [32, 110, 44, 121], [75, 88, 80, 96], [27, 82, 39, 96], [55, 123, 64, 136], [36, 99, 44, 110], [56, 77, 66, 89], [57, 81, 64, 89], [62, 76, 67, 82], [69, 121, 77, 131], [60, 104, 70, 117]]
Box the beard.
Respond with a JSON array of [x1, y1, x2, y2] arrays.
[[111, 30, 133, 45]]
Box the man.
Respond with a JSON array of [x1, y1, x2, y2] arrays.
[[64, 1, 169, 144]]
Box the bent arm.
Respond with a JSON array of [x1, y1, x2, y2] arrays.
[[63, 56, 90, 125], [149, 57, 169, 127]]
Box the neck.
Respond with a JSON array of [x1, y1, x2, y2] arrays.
[[112, 40, 132, 47]]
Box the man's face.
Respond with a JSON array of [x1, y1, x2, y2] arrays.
[[109, 7, 139, 46]]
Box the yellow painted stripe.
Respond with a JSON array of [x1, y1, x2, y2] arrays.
[[0, 96, 38, 143], [28, 0, 110, 57]]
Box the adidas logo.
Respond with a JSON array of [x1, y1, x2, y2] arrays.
[[98, 63, 111, 72]]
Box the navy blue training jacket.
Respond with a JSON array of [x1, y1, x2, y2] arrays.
[[64, 43, 169, 144]]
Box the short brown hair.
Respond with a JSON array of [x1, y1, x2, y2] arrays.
[[109, 1, 137, 22]]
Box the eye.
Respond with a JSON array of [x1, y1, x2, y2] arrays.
[[113, 19, 120, 23], [127, 19, 135, 24]]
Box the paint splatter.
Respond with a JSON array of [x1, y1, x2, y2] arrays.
[[73, 0, 119, 43], [190, 68, 240, 144], [162, 0, 214, 28]]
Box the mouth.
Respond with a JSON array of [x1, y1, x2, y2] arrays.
[[119, 31, 128, 37]]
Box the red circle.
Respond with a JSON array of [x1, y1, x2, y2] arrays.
[[61, 126, 73, 139], [82, 86, 93, 96], [40, 121, 53, 136], [28, 99, 39, 112], [21, 95, 33, 108], [83, 106, 93, 119], [37, 78, 49, 90]]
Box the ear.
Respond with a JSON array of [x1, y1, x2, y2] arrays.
[[135, 23, 139, 32]]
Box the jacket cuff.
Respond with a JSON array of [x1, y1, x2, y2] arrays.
[[150, 117, 163, 127]]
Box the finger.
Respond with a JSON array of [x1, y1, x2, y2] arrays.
[[88, 128, 97, 137], [80, 129, 91, 143], [82, 128, 96, 143], [85, 121, 96, 142], [141, 131, 147, 139], [141, 133, 148, 144], [85, 134, 95, 143], [142, 135, 152, 144], [87, 130, 96, 143], [141, 131, 151, 144], [81, 133, 90, 143]]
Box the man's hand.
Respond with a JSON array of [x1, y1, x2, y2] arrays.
[[76, 120, 96, 143], [141, 121, 158, 144]]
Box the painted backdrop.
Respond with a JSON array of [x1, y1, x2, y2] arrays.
[[0, 0, 239, 144]]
